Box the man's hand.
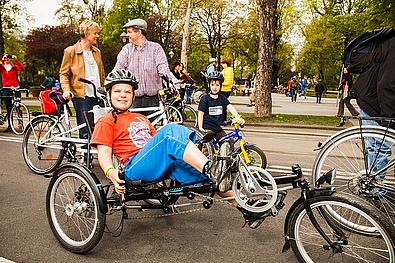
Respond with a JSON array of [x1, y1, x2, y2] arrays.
[[108, 169, 125, 194]]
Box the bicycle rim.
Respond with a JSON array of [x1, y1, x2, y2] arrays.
[[23, 116, 64, 174], [240, 145, 268, 169], [47, 170, 105, 253], [289, 195, 395, 263], [313, 127, 395, 225], [10, 103, 29, 135], [166, 105, 183, 125], [182, 105, 198, 128]]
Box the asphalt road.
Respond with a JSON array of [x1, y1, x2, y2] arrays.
[[0, 127, 332, 263]]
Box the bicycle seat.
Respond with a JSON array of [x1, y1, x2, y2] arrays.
[[201, 132, 216, 143]]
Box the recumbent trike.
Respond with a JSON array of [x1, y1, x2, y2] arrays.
[[45, 112, 395, 262]]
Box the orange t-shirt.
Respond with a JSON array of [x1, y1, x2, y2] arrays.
[[91, 111, 157, 163]]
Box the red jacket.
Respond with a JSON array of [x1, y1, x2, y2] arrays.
[[0, 60, 25, 88]]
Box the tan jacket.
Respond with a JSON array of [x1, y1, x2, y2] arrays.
[[59, 41, 105, 98]]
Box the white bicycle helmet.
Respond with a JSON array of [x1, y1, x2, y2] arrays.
[[104, 69, 139, 92]]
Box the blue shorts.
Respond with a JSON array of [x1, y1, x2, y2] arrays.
[[124, 123, 208, 185]]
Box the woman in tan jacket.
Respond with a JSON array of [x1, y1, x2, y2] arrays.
[[59, 20, 105, 140]]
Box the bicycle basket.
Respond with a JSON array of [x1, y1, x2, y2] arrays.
[[39, 90, 58, 115]]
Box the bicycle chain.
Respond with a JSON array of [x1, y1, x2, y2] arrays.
[[124, 191, 233, 220]]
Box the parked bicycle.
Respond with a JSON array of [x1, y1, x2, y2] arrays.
[[46, 134, 395, 262], [0, 88, 30, 135], [312, 116, 395, 228], [160, 74, 197, 127]]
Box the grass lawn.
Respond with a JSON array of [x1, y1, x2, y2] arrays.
[[239, 113, 343, 127], [26, 105, 343, 127]]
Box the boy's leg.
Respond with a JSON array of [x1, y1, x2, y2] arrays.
[[125, 123, 208, 182]]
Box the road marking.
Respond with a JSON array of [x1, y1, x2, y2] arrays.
[[0, 135, 23, 143], [0, 257, 15, 263]]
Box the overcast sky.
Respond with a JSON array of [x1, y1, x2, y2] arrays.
[[25, 0, 59, 28]]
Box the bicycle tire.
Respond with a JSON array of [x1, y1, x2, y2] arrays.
[[46, 166, 106, 253], [9, 103, 30, 135], [182, 104, 198, 128], [22, 116, 65, 174], [165, 105, 183, 125], [287, 193, 395, 263], [312, 126, 395, 225], [193, 90, 204, 104], [238, 145, 268, 169]]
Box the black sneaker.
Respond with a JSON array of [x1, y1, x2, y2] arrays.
[[203, 160, 219, 186], [237, 206, 267, 229]]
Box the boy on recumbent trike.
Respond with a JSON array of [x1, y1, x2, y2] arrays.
[[91, 69, 267, 229]]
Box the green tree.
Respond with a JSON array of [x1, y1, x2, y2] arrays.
[[100, 0, 153, 46], [0, 0, 31, 56], [55, 0, 85, 27]]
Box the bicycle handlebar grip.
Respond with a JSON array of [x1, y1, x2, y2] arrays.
[[78, 78, 92, 85]]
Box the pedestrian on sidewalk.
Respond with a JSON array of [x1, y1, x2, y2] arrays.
[[315, 78, 325, 103], [336, 67, 359, 126], [0, 53, 25, 132], [290, 76, 299, 102]]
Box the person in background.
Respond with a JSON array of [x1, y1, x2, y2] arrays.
[[220, 57, 234, 98], [315, 78, 325, 103], [114, 18, 178, 109], [206, 57, 216, 75], [290, 76, 299, 102], [59, 20, 105, 140], [0, 53, 25, 132], [300, 76, 308, 99], [336, 67, 359, 126]]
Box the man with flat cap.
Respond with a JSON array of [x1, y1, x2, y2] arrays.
[[113, 18, 178, 109]]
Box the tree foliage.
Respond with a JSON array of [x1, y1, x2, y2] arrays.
[[24, 26, 79, 83], [100, 0, 153, 46]]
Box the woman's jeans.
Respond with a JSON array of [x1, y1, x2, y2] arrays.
[[124, 123, 208, 185], [360, 110, 393, 179]]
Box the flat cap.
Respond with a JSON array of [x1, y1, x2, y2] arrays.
[[123, 18, 147, 32]]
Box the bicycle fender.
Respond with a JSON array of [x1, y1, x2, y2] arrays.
[[282, 187, 336, 252], [29, 114, 57, 124], [54, 163, 108, 214]]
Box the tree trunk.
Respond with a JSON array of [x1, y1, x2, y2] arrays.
[[0, 10, 4, 57], [254, 0, 278, 117], [181, 0, 193, 71]]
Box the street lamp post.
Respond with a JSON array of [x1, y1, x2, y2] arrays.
[[120, 32, 128, 44]]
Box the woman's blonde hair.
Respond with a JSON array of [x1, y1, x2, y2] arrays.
[[79, 20, 101, 38]]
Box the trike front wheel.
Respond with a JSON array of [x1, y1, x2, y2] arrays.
[[46, 166, 106, 253]]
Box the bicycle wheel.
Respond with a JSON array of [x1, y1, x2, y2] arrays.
[[193, 90, 204, 104], [287, 193, 395, 263], [238, 145, 268, 169], [22, 116, 65, 174], [166, 105, 183, 124], [9, 103, 29, 135], [312, 126, 395, 224], [182, 104, 198, 128], [46, 166, 106, 253]]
